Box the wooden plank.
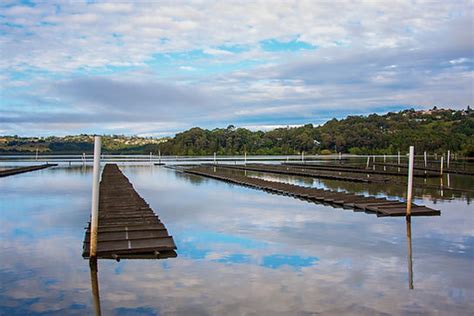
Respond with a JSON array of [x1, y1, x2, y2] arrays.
[[185, 166, 441, 218], [82, 164, 177, 260], [0, 164, 57, 177]]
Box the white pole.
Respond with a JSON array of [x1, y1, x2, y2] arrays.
[[424, 151, 427, 167], [35, 148, 38, 161], [398, 151, 401, 165], [447, 150, 450, 169], [440, 156, 444, 175], [90, 136, 101, 258], [339, 152, 342, 160], [383, 154, 386, 163], [366, 156, 370, 168], [244, 151, 247, 165], [158, 150, 161, 164], [149, 152, 152, 163], [406, 146, 414, 217], [214, 152, 216, 165], [302, 151, 304, 162]]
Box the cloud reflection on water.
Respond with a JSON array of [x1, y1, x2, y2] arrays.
[[0, 165, 473, 315]]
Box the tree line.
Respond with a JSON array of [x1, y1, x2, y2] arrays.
[[157, 108, 474, 156]]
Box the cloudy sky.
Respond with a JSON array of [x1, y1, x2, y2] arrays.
[[1, 1, 473, 137]]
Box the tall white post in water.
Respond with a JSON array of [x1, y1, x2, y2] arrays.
[[35, 148, 39, 161], [398, 151, 401, 165], [406, 146, 414, 217], [339, 152, 342, 160], [90, 136, 101, 258], [158, 150, 161, 164], [214, 152, 216, 165], [383, 154, 386, 163], [447, 150, 450, 169], [149, 152, 152, 163], [301, 151, 304, 162], [366, 156, 370, 168], [440, 156, 444, 175], [244, 151, 247, 165], [424, 151, 427, 167]]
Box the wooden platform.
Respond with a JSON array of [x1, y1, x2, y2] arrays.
[[82, 164, 177, 260], [0, 164, 57, 177], [283, 162, 439, 178], [185, 167, 440, 217], [375, 163, 474, 176], [217, 164, 390, 183]]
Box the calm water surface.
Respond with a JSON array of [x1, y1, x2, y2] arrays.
[[1, 163, 473, 315]]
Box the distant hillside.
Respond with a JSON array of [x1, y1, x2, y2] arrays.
[[159, 107, 474, 156], [1, 107, 472, 156], [0, 134, 168, 154]]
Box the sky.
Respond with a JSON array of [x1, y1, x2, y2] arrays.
[[0, 1, 473, 137]]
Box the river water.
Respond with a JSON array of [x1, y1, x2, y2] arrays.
[[0, 162, 473, 315]]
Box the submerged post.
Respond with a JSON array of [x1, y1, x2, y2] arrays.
[[406, 146, 414, 217], [90, 136, 101, 258], [406, 218, 414, 290]]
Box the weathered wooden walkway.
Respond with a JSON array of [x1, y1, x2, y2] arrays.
[[83, 164, 176, 260], [185, 167, 440, 217], [283, 162, 439, 178], [218, 164, 390, 183], [375, 163, 474, 176], [0, 164, 57, 177]]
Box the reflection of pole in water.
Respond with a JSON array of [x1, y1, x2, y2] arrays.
[[89, 258, 102, 316], [406, 217, 414, 290]]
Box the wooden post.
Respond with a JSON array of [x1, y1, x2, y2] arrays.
[[447, 150, 450, 169], [440, 156, 444, 175], [90, 136, 101, 258], [406, 146, 414, 217]]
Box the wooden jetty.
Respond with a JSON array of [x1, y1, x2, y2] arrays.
[[0, 163, 57, 177], [185, 167, 440, 217], [82, 164, 177, 260], [216, 164, 390, 183], [283, 162, 439, 178], [375, 163, 474, 176]]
